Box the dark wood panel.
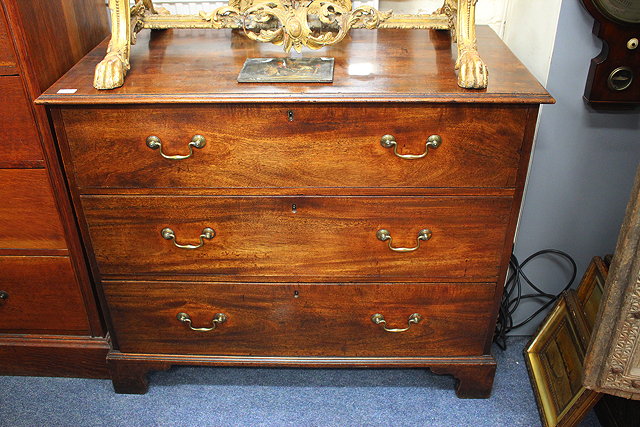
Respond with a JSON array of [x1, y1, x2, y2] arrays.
[[0, 248, 68, 256], [483, 106, 540, 353], [106, 351, 496, 396], [0, 169, 67, 250], [9, 0, 108, 94], [0, 0, 109, 340], [81, 195, 512, 282], [0, 3, 18, 75], [0, 256, 90, 334], [69, 187, 516, 197], [38, 28, 554, 105], [0, 334, 109, 378], [0, 160, 45, 168], [61, 104, 527, 190], [0, 76, 43, 163], [595, 394, 640, 427], [103, 281, 495, 357]]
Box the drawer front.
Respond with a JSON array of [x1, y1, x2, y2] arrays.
[[0, 6, 18, 75], [0, 169, 67, 250], [61, 105, 528, 190], [81, 195, 512, 281], [103, 281, 495, 356], [0, 256, 90, 334], [0, 77, 43, 165]]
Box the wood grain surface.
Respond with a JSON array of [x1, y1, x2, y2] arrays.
[[0, 334, 109, 378], [38, 27, 554, 105], [103, 281, 495, 357], [0, 256, 90, 334], [61, 104, 528, 190], [0, 76, 43, 167], [1, 0, 110, 339], [41, 27, 551, 395], [105, 351, 496, 396], [0, 169, 67, 250], [81, 195, 512, 282], [0, 0, 110, 380], [8, 0, 108, 93], [0, 4, 17, 75]]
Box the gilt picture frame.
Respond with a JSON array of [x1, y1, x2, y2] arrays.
[[576, 256, 608, 333], [524, 291, 601, 427]]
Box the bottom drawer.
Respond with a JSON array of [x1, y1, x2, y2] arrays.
[[0, 256, 90, 334], [104, 281, 496, 357]]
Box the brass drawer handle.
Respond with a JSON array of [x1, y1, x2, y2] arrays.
[[161, 227, 216, 250], [146, 135, 206, 160], [371, 313, 422, 333], [177, 312, 227, 332], [380, 134, 442, 159], [376, 229, 432, 253]]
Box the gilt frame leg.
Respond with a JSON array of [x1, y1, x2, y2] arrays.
[[94, 0, 160, 89], [94, 0, 132, 90], [453, 0, 488, 89]]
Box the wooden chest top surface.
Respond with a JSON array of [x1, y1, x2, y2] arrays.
[[38, 27, 553, 105]]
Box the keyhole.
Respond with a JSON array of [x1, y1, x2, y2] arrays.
[[292, 204, 297, 213], [288, 110, 294, 121], [294, 290, 300, 298]]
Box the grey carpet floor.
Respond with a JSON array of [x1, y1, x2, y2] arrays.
[[0, 337, 601, 426]]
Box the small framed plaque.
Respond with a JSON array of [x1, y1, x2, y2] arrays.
[[238, 57, 334, 83]]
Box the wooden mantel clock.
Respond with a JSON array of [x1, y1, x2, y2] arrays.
[[580, 0, 640, 105]]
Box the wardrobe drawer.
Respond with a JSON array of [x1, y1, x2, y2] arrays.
[[103, 281, 495, 357], [81, 195, 512, 282], [0, 256, 90, 334], [0, 169, 67, 250], [0, 6, 18, 75], [0, 76, 43, 165], [60, 104, 528, 190]]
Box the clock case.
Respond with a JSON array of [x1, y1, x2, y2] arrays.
[[580, 0, 640, 106]]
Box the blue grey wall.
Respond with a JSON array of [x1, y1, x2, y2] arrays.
[[511, 0, 640, 335]]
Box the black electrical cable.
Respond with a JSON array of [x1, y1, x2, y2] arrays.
[[493, 249, 577, 350]]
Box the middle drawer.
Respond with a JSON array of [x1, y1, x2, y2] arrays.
[[81, 195, 512, 282]]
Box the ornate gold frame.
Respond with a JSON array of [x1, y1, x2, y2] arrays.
[[524, 291, 602, 427], [94, 0, 488, 90]]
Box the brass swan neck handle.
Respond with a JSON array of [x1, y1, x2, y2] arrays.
[[176, 312, 227, 332], [371, 313, 422, 332], [146, 135, 206, 160], [162, 227, 216, 250], [380, 134, 442, 160], [377, 229, 432, 253]]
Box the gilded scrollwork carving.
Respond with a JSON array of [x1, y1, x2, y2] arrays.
[[239, 0, 391, 53], [602, 275, 640, 392], [93, 0, 489, 90]]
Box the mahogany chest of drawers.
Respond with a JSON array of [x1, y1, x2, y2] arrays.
[[0, 0, 109, 378], [39, 27, 553, 395]]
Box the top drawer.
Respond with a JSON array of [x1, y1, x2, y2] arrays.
[[59, 104, 529, 191], [0, 5, 18, 75]]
